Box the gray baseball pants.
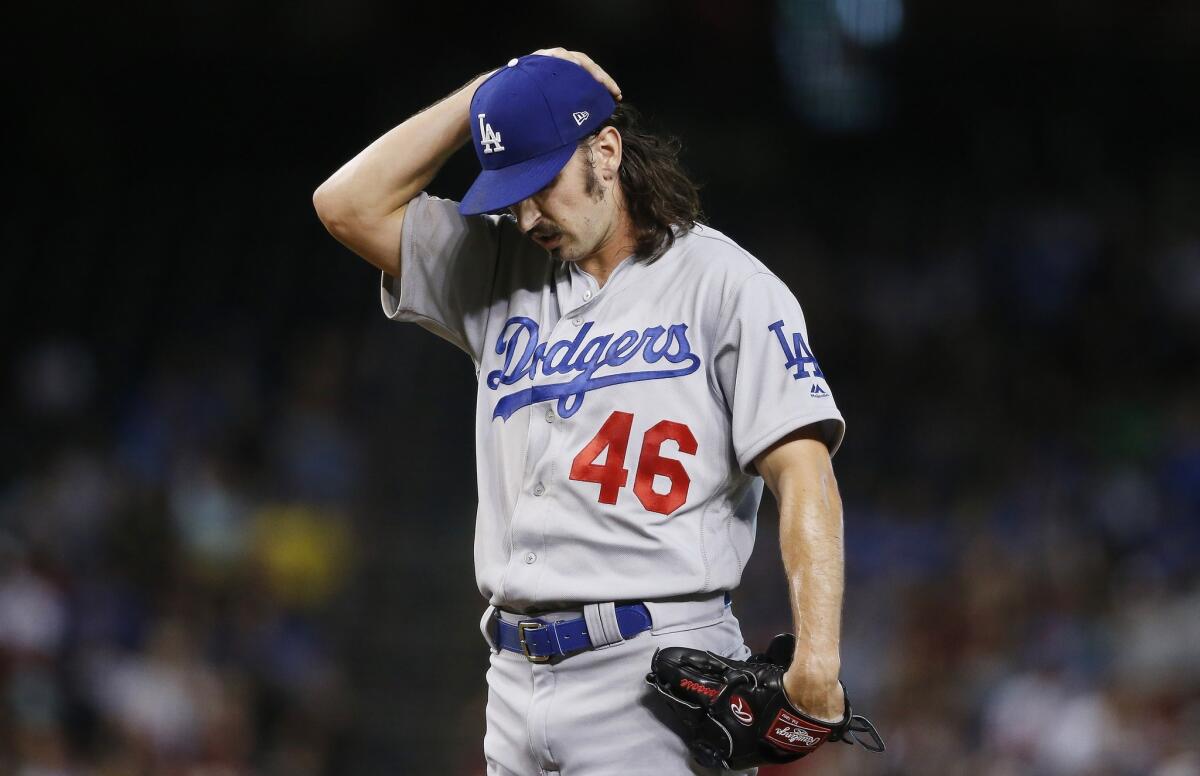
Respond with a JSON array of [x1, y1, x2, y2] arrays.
[[479, 593, 758, 776]]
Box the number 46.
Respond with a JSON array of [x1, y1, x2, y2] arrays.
[[569, 410, 698, 516]]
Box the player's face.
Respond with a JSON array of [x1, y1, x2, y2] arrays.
[[509, 140, 617, 263]]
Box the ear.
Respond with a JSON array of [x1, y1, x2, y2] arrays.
[[592, 126, 622, 179]]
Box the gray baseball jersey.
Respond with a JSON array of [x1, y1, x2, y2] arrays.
[[382, 192, 844, 612]]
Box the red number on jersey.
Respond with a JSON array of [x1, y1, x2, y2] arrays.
[[633, 420, 698, 516], [569, 410, 634, 504], [570, 411, 697, 516]]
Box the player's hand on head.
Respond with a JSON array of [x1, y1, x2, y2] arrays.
[[529, 47, 622, 101]]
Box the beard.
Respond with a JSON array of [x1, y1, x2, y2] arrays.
[[531, 164, 608, 261], [549, 236, 575, 262]]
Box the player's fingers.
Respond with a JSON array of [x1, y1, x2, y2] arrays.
[[527, 48, 622, 101], [568, 51, 622, 100]]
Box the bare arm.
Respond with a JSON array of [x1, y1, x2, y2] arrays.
[[753, 424, 846, 722], [311, 70, 494, 277]]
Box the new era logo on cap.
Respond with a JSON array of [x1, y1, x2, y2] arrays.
[[459, 55, 617, 215]]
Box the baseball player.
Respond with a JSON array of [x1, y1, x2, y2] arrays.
[[314, 49, 881, 774]]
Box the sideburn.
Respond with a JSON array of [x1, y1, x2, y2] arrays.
[[583, 156, 605, 202]]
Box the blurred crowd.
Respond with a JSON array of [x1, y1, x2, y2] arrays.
[[1, 321, 364, 774], [742, 157, 1200, 773]]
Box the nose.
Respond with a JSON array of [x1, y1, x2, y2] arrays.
[[511, 198, 540, 234]]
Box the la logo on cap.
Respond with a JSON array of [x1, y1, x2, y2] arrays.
[[478, 113, 505, 154]]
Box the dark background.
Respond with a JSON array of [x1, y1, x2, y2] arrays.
[[3, 1, 1198, 774]]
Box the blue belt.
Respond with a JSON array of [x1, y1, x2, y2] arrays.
[[495, 603, 653, 663]]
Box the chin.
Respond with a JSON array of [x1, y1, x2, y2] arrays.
[[551, 245, 578, 262]]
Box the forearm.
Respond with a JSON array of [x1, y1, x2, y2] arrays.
[[754, 430, 848, 706], [313, 69, 494, 224], [778, 464, 845, 685]]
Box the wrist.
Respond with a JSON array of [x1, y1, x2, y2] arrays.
[[469, 68, 499, 92], [789, 651, 840, 685], [782, 666, 844, 723]]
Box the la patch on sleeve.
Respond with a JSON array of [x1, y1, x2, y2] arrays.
[[768, 319, 824, 381]]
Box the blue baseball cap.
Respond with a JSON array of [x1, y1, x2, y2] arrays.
[[459, 55, 617, 216]]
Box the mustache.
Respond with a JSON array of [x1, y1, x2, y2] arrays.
[[529, 224, 562, 240]]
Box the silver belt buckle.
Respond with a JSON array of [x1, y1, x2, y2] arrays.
[[517, 620, 551, 663]]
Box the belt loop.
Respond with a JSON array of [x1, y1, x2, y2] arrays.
[[480, 605, 500, 653], [583, 602, 625, 649]]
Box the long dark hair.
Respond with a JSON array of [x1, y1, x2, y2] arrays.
[[579, 104, 704, 261]]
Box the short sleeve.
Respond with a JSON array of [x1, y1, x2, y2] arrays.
[[380, 192, 501, 364], [712, 272, 846, 472]]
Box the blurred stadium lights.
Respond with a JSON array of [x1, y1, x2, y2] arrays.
[[774, 0, 901, 131], [834, 0, 904, 46]]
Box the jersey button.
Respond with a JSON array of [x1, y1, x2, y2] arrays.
[[524, 552, 537, 564], [582, 290, 592, 301], [544, 407, 555, 423], [572, 316, 583, 327], [533, 483, 546, 496]]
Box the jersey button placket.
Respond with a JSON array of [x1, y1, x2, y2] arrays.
[[504, 336, 554, 601]]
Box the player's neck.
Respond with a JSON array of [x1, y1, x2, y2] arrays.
[[576, 205, 636, 288]]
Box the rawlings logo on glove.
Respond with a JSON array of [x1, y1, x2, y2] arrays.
[[645, 634, 885, 770], [729, 696, 754, 726], [767, 709, 824, 749]]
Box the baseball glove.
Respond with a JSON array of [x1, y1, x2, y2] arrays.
[[645, 633, 884, 770]]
